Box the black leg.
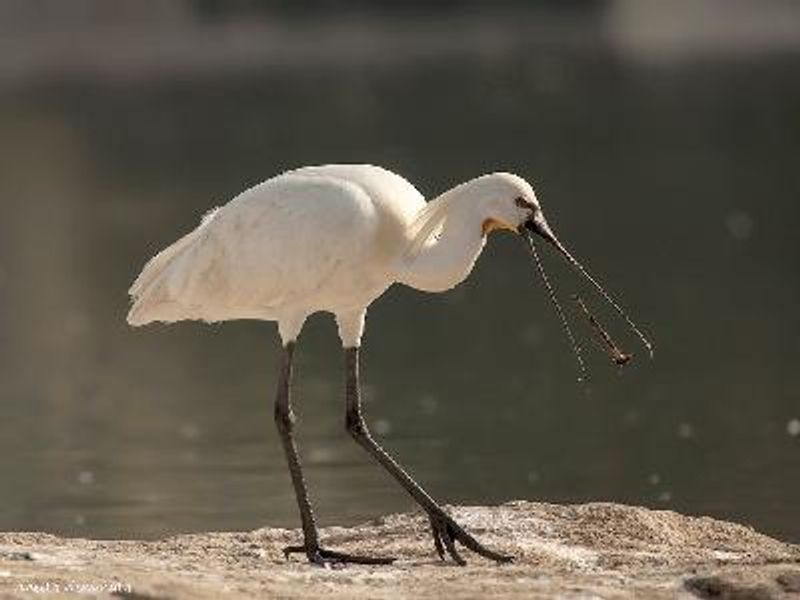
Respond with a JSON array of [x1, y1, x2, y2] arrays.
[[274, 342, 394, 567], [273, 343, 318, 554], [344, 346, 513, 566]]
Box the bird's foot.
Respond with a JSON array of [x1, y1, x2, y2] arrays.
[[427, 510, 513, 566], [283, 544, 395, 567]]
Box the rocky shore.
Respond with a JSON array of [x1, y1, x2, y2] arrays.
[[1, 501, 798, 599]]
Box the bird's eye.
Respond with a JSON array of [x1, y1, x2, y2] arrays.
[[514, 196, 531, 209]]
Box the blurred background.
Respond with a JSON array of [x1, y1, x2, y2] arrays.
[[1, 0, 798, 543]]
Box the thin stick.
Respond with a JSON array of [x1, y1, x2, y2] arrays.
[[546, 236, 653, 359], [528, 241, 588, 383], [572, 294, 632, 367]]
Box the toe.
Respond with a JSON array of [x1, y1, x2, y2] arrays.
[[429, 517, 446, 561], [440, 524, 466, 566], [320, 549, 395, 565]]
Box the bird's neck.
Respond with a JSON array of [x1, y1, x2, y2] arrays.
[[398, 184, 493, 293]]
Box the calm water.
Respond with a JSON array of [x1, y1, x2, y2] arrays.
[[1, 10, 799, 543]]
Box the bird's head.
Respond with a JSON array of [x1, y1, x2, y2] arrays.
[[477, 173, 542, 236], [475, 173, 577, 249], [479, 172, 653, 380]]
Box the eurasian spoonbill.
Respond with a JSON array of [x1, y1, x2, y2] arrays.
[[127, 164, 651, 566]]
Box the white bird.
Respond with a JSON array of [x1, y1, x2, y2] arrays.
[[128, 164, 651, 566]]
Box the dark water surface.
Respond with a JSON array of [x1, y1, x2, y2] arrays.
[[1, 12, 799, 543]]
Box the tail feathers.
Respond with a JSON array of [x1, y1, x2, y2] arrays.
[[127, 207, 219, 326]]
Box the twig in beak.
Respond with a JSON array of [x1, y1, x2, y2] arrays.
[[527, 240, 588, 383], [526, 214, 653, 359], [572, 294, 632, 367]]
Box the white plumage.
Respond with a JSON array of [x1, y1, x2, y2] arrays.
[[128, 164, 538, 347], [126, 164, 652, 566]]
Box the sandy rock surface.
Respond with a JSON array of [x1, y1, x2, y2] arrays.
[[1, 501, 798, 599]]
